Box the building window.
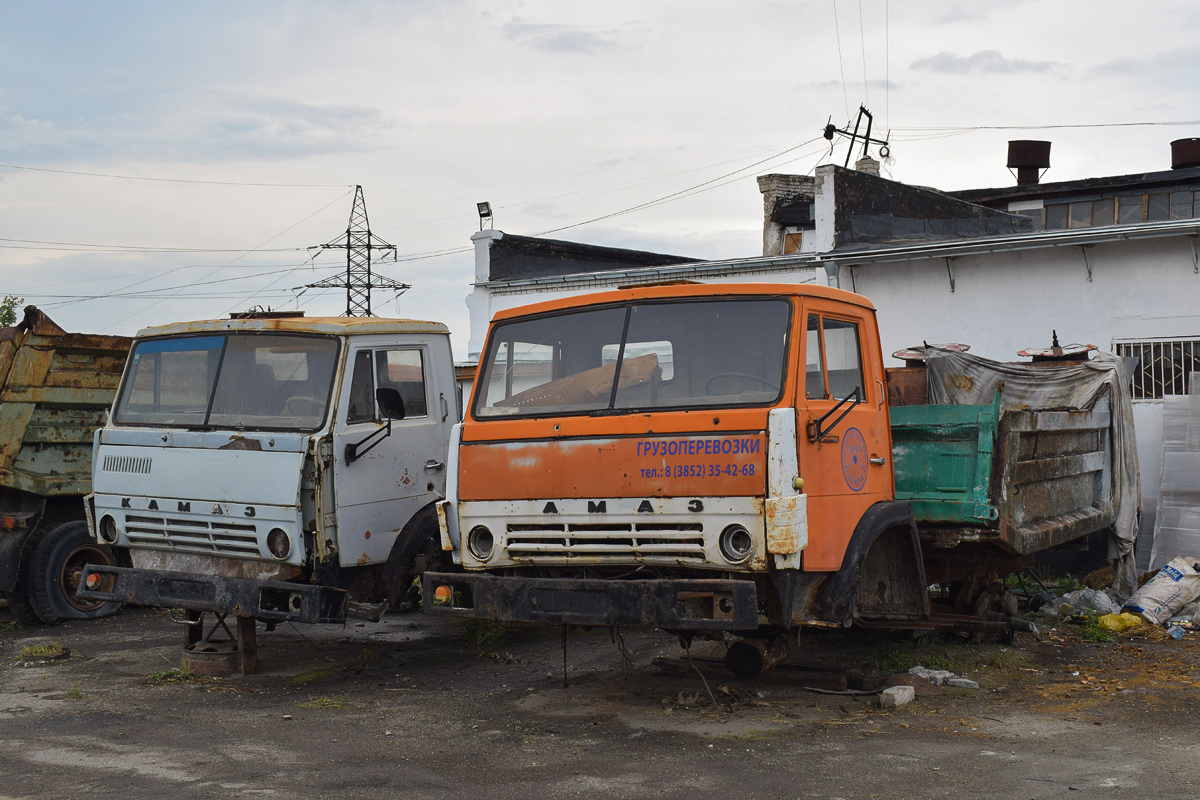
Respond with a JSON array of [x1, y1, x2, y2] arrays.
[[1093, 198, 1115, 226], [1069, 202, 1092, 228], [1171, 192, 1195, 220], [1147, 193, 1171, 221], [1045, 204, 1069, 230], [1114, 339, 1200, 400], [1117, 196, 1144, 224]]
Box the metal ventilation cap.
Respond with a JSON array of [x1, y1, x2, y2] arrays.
[[1171, 138, 1200, 170], [1007, 140, 1051, 186]]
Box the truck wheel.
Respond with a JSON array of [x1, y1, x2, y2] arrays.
[[5, 589, 44, 626], [27, 521, 122, 624], [5, 536, 46, 626]]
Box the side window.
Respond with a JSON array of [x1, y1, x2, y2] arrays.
[[805, 314, 826, 399], [346, 350, 375, 424], [376, 349, 428, 418], [822, 319, 864, 400]]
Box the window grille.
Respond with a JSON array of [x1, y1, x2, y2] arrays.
[[1114, 339, 1200, 400]]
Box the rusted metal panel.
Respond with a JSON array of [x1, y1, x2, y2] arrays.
[[0, 307, 131, 499], [422, 572, 759, 629], [77, 564, 347, 623], [765, 494, 808, 554]]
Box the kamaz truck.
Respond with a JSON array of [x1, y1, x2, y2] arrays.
[[423, 283, 1125, 672], [77, 311, 457, 672], [0, 306, 130, 625]]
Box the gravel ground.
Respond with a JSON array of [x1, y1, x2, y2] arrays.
[[1, 604, 1197, 800]]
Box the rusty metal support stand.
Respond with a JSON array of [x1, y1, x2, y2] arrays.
[[181, 611, 259, 676]]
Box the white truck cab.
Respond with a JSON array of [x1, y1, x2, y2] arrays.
[[79, 312, 457, 647]]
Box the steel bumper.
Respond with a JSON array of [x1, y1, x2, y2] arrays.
[[422, 572, 759, 630], [76, 565, 348, 624]]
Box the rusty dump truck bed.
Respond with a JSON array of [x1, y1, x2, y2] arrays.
[[887, 366, 1115, 557], [0, 307, 131, 498]]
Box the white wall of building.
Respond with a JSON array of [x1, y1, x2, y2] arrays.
[[842, 235, 1199, 567]]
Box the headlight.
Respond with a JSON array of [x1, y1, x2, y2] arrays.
[[467, 526, 494, 560], [267, 528, 291, 560], [719, 524, 753, 563], [98, 515, 120, 544]]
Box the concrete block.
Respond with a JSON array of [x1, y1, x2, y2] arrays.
[[946, 678, 980, 690], [880, 685, 915, 708]]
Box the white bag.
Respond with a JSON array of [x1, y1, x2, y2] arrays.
[[1123, 556, 1200, 625]]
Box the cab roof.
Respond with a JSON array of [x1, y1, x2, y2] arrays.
[[135, 315, 448, 339], [490, 282, 876, 322]]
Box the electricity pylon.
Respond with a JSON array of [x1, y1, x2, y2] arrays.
[[306, 186, 409, 316]]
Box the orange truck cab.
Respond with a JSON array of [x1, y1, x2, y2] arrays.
[[424, 283, 929, 635]]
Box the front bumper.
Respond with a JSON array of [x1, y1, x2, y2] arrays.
[[76, 565, 347, 624], [422, 572, 759, 630]]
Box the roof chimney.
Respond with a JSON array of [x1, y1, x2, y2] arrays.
[[1007, 140, 1051, 186], [1171, 138, 1200, 170], [854, 155, 881, 176]]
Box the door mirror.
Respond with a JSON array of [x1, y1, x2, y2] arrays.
[[376, 387, 406, 420]]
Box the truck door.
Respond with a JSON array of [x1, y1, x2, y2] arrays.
[[332, 338, 447, 567], [796, 304, 893, 571]]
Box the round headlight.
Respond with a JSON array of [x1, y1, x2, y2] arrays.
[[467, 526, 494, 560], [267, 528, 291, 560], [98, 515, 120, 544], [719, 524, 753, 563]]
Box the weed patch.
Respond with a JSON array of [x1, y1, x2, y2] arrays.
[[21, 641, 69, 660], [290, 666, 344, 685], [144, 666, 203, 686], [298, 695, 352, 710], [461, 619, 518, 656]]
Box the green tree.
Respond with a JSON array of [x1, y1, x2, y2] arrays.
[[0, 296, 23, 327]]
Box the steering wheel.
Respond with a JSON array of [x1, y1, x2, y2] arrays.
[[704, 372, 778, 396], [282, 396, 325, 417]]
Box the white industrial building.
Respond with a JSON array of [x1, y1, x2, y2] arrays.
[[462, 140, 1200, 568]]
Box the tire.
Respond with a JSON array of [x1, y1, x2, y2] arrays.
[[27, 521, 122, 624], [5, 589, 44, 626], [5, 532, 46, 626]]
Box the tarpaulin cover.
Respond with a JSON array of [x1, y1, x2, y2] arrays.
[[923, 348, 1142, 598]]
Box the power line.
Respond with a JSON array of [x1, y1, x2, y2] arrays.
[[0, 237, 309, 253], [535, 137, 826, 237], [0, 162, 349, 187], [857, 0, 869, 107], [893, 120, 1200, 132], [832, 0, 850, 119], [96, 190, 352, 331]]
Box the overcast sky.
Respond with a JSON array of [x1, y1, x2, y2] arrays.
[[2, 1, 1198, 355]]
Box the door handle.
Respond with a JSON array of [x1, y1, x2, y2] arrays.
[[440, 393, 449, 421], [424, 460, 446, 471], [869, 457, 886, 465]]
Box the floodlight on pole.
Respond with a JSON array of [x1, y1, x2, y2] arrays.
[[477, 201, 493, 231]]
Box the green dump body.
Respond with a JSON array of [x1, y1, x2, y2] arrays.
[[891, 390, 1115, 555], [0, 308, 131, 501]]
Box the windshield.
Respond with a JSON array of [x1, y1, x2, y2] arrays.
[[474, 297, 791, 418], [114, 333, 340, 431]]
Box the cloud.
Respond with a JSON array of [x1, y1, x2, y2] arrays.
[[0, 94, 396, 163], [1093, 47, 1200, 77], [501, 19, 631, 54], [911, 50, 1057, 75]]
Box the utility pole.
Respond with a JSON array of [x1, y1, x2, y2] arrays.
[[306, 186, 409, 316]]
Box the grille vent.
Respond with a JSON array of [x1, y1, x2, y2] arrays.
[[103, 455, 152, 474]]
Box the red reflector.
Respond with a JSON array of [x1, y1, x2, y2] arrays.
[[85, 573, 102, 590]]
